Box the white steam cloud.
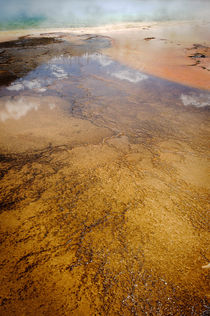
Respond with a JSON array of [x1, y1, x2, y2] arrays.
[[0, 0, 209, 27]]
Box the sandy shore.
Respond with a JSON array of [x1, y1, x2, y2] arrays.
[[0, 20, 209, 90]]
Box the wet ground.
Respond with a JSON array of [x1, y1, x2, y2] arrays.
[[104, 21, 210, 91], [0, 33, 210, 315]]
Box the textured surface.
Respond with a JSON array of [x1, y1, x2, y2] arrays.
[[0, 32, 209, 315]]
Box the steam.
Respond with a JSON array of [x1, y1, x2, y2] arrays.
[[0, 0, 209, 29]]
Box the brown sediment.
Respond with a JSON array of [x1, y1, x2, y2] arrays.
[[0, 25, 210, 315]]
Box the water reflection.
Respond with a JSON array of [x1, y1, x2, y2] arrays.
[[0, 51, 209, 124], [0, 53, 153, 121], [2, 52, 210, 110], [0, 96, 56, 121], [181, 93, 210, 108], [6, 55, 82, 93], [0, 97, 40, 121]]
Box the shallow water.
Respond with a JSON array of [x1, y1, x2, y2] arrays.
[[1, 52, 209, 122], [0, 35, 209, 315]]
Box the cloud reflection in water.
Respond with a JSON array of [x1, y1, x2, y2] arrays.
[[0, 97, 56, 121], [0, 97, 40, 121], [181, 94, 210, 108]]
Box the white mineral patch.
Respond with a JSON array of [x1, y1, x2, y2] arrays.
[[111, 70, 148, 83], [0, 97, 39, 122], [181, 94, 210, 108]]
